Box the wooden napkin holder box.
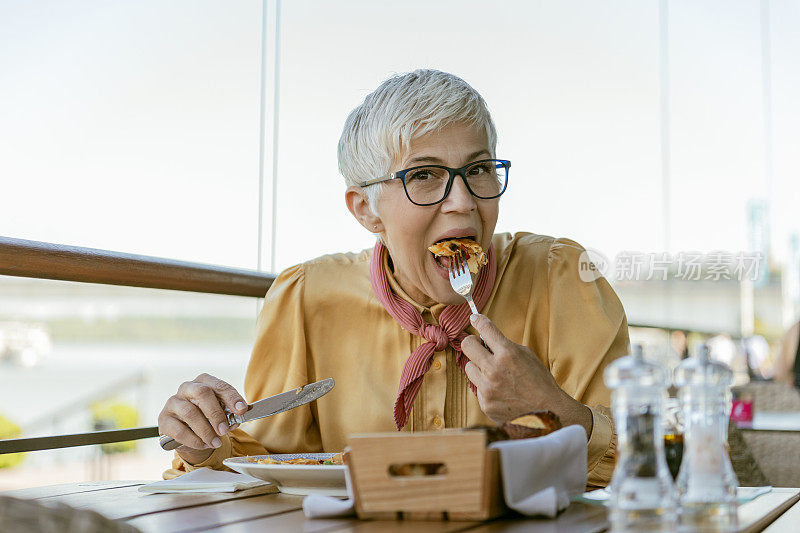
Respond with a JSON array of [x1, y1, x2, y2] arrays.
[[346, 429, 506, 521]]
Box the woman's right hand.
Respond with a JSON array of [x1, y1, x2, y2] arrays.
[[158, 373, 248, 464]]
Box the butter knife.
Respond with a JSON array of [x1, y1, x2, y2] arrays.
[[159, 378, 334, 451]]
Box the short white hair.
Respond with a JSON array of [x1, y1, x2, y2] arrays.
[[338, 69, 497, 211]]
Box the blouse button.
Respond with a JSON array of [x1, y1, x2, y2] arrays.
[[432, 360, 442, 371], [432, 415, 443, 428]]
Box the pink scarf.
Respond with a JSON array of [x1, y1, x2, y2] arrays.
[[369, 240, 497, 430]]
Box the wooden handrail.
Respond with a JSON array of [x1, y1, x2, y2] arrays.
[[0, 236, 274, 297]]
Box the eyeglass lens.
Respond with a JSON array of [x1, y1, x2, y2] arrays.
[[403, 161, 507, 205]]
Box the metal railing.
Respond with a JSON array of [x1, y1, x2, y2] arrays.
[[0, 427, 162, 454], [0, 235, 275, 455]]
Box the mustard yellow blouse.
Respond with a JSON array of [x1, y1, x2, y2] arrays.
[[166, 233, 628, 487]]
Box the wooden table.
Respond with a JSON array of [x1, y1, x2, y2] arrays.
[[3, 482, 799, 532]]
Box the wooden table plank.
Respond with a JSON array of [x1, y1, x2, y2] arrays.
[[323, 519, 478, 532], [10, 482, 798, 533], [1, 480, 146, 500], [39, 483, 279, 520], [442, 489, 799, 533], [215, 510, 475, 533], [126, 492, 304, 532], [762, 500, 800, 532], [204, 509, 354, 533], [447, 503, 609, 533]]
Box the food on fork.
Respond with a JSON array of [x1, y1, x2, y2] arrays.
[[469, 410, 562, 444], [501, 410, 562, 439], [428, 238, 488, 274], [255, 452, 345, 466]]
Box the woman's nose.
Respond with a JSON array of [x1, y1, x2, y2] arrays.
[[441, 175, 477, 212]]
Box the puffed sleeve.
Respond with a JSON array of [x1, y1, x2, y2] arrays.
[[164, 263, 320, 478], [546, 238, 628, 488]]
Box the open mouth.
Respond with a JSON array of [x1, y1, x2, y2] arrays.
[[428, 236, 477, 270]]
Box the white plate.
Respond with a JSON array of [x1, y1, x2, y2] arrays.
[[223, 453, 347, 497]]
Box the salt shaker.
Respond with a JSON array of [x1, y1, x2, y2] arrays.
[[674, 344, 738, 531], [604, 344, 677, 531]]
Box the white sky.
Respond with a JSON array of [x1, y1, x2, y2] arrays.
[[1, 0, 798, 274]]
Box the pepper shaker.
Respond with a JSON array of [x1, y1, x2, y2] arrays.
[[604, 344, 677, 531]]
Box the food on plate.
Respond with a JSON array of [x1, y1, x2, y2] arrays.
[[428, 238, 488, 274], [501, 410, 562, 439], [254, 452, 345, 466], [469, 410, 562, 443]]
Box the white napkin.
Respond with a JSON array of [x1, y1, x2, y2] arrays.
[[302, 466, 357, 518], [138, 467, 268, 494], [303, 495, 355, 518], [488, 424, 588, 518], [303, 425, 588, 519]]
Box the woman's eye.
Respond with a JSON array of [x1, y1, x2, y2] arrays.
[[468, 164, 489, 175], [408, 170, 432, 181]]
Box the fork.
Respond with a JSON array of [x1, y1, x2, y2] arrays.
[[448, 250, 479, 315], [448, 251, 489, 347]]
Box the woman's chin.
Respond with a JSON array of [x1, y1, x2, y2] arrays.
[[423, 290, 463, 307], [423, 253, 473, 307], [429, 278, 469, 306]]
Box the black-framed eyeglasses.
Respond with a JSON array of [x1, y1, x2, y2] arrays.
[[357, 159, 511, 206]]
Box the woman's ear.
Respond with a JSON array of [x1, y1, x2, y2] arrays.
[[345, 186, 384, 234]]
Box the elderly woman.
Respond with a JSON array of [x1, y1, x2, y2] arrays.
[[159, 69, 628, 487]]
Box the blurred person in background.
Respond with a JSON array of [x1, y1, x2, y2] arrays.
[[707, 334, 738, 368], [708, 334, 749, 385], [669, 330, 689, 360], [741, 335, 773, 381], [774, 321, 800, 388]]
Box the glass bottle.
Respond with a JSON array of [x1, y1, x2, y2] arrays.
[[663, 397, 685, 480], [604, 344, 677, 531], [674, 344, 738, 531]]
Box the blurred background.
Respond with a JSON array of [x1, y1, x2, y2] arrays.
[[1, 0, 799, 489]]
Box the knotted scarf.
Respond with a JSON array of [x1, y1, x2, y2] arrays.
[[369, 239, 497, 430]]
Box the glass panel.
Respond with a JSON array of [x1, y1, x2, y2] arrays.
[[771, 0, 800, 324], [0, 276, 258, 489], [273, 0, 660, 269], [0, 0, 262, 269], [0, 0, 262, 490], [669, 0, 763, 254]]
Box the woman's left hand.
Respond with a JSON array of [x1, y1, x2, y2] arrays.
[[461, 314, 593, 437]]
